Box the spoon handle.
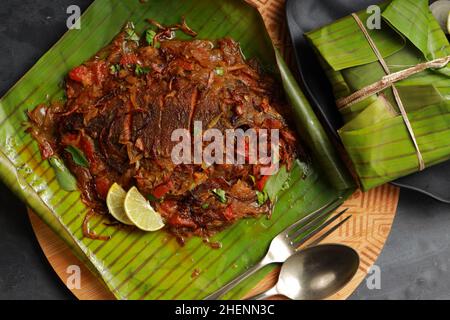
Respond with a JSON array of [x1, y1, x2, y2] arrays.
[[247, 285, 280, 300], [204, 258, 270, 300]]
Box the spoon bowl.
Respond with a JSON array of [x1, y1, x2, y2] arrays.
[[251, 244, 359, 300]]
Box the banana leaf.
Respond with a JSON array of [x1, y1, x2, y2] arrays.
[[305, 0, 450, 191], [0, 0, 354, 299]]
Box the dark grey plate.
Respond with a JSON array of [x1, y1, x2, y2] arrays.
[[285, 0, 450, 203]]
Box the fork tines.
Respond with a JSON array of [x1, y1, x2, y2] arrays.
[[288, 208, 350, 248]]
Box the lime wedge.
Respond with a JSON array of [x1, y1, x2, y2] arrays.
[[124, 187, 165, 231], [447, 11, 450, 34], [106, 183, 134, 225]]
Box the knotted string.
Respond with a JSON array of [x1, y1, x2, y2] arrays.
[[337, 13, 450, 171]]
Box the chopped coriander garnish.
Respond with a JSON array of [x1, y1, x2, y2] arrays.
[[124, 22, 140, 42], [256, 190, 269, 206], [135, 64, 150, 76], [214, 67, 225, 76], [65, 145, 89, 168], [109, 64, 121, 74], [211, 188, 227, 204], [201, 203, 210, 209], [145, 29, 157, 46]]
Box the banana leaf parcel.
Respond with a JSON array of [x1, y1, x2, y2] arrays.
[[305, 0, 450, 191]]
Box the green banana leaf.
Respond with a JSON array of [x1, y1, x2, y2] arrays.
[[0, 0, 354, 299], [306, 0, 450, 191]]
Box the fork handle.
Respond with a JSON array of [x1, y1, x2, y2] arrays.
[[204, 258, 270, 300]]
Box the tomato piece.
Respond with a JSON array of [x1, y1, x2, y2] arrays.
[[79, 135, 95, 161], [61, 133, 80, 145], [78, 135, 108, 174], [152, 180, 173, 199], [159, 200, 177, 215], [281, 129, 297, 143], [68, 65, 93, 85], [223, 205, 235, 221], [120, 53, 139, 66], [256, 175, 269, 191], [176, 59, 194, 71], [95, 176, 111, 200], [92, 60, 108, 84], [168, 215, 196, 228]]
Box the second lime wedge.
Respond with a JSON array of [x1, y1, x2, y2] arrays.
[[124, 187, 165, 231], [447, 11, 450, 34], [430, 0, 450, 33]]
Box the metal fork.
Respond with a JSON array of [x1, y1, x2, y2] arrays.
[[204, 198, 350, 300]]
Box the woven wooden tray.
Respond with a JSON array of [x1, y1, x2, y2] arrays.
[[29, 184, 399, 299]]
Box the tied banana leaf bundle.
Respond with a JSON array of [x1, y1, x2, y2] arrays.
[[305, 0, 450, 191]]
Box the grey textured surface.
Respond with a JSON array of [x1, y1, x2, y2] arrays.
[[0, 0, 449, 300], [350, 189, 450, 300], [0, 0, 90, 300]]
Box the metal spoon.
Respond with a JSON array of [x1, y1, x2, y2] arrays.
[[248, 244, 359, 300]]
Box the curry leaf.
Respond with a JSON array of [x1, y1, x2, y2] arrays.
[[65, 145, 89, 167], [211, 188, 227, 203], [48, 157, 78, 191]]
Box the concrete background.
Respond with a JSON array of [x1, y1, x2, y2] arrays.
[[0, 0, 449, 300]]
